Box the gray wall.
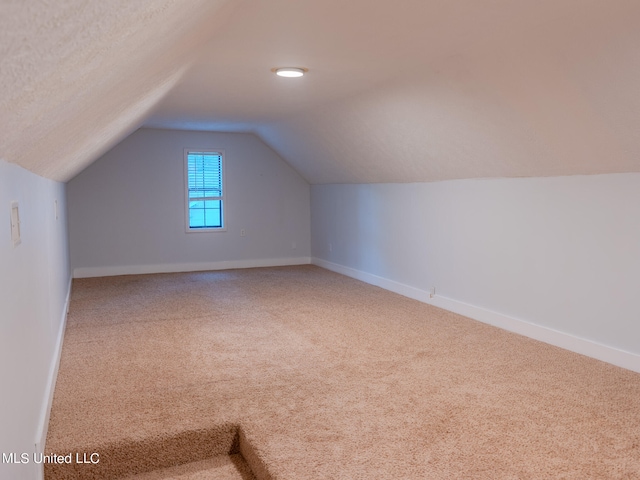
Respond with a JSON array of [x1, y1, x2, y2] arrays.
[[68, 129, 310, 276], [0, 159, 70, 480], [311, 173, 640, 361]]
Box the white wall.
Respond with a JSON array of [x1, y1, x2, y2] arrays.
[[311, 174, 640, 369], [0, 159, 71, 480], [67, 129, 310, 276]]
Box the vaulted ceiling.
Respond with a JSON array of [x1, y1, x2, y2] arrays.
[[2, 0, 640, 183]]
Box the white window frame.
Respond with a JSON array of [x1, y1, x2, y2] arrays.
[[184, 148, 226, 233]]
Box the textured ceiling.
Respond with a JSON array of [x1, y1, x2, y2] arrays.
[[0, 0, 235, 181], [2, 0, 640, 183]]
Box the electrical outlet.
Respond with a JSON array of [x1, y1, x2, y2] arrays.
[[429, 286, 435, 298], [240, 229, 246, 237], [292, 241, 297, 250], [329, 243, 332, 252]]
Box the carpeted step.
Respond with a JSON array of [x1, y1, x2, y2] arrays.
[[44, 424, 260, 479], [120, 454, 256, 480]]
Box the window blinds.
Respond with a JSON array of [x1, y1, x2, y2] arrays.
[[187, 152, 223, 199]]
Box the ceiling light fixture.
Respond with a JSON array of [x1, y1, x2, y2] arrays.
[[273, 67, 307, 78]]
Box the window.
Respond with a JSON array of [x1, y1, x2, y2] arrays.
[[185, 150, 225, 231]]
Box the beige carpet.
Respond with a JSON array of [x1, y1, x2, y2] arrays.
[[122, 454, 256, 480], [46, 265, 640, 479]]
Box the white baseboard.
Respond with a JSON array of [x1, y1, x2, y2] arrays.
[[35, 276, 72, 463], [73, 257, 312, 278], [312, 257, 640, 373]]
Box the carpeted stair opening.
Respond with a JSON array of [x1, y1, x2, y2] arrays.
[[122, 454, 255, 480], [44, 424, 265, 480]]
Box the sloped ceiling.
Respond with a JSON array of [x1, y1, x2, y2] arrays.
[[0, 0, 235, 182], [3, 0, 640, 183]]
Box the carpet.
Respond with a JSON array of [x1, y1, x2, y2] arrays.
[[45, 265, 640, 479]]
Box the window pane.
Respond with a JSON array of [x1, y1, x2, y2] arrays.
[[203, 207, 221, 228], [189, 209, 205, 228]]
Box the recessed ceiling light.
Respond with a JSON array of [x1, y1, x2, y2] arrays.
[[273, 67, 308, 78]]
